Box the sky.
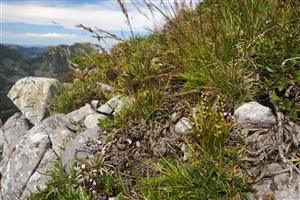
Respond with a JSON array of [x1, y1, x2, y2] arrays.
[[0, 0, 192, 47]]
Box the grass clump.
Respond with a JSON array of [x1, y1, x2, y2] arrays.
[[142, 152, 247, 200], [28, 160, 93, 200], [141, 95, 248, 200], [29, 156, 124, 200]]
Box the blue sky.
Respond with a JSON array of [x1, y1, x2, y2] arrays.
[[1, 0, 174, 46]]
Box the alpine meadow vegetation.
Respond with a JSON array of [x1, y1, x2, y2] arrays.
[[33, 0, 300, 199]]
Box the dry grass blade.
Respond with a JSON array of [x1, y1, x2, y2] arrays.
[[94, 27, 124, 41], [118, 0, 134, 37], [131, 1, 149, 20]]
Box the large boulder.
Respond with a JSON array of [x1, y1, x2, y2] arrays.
[[7, 77, 62, 125], [1, 130, 51, 200], [234, 102, 276, 126], [0, 114, 76, 199]]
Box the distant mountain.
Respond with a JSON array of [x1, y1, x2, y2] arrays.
[[0, 43, 97, 121], [5, 44, 46, 58]]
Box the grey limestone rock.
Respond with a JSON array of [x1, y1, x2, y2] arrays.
[[20, 149, 57, 199], [62, 127, 99, 171], [66, 104, 95, 126], [7, 77, 62, 125], [1, 113, 30, 158], [97, 96, 132, 116], [1, 130, 50, 200]]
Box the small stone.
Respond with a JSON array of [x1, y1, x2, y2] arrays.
[[92, 180, 97, 186], [136, 141, 141, 147], [97, 96, 122, 115], [174, 117, 192, 134], [183, 154, 188, 161], [91, 100, 99, 109], [126, 139, 132, 145], [99, 83, 114, 93], [66, 104, 95, 126], [171, 113, 178, 122], [84, 113, 107, 129], [181, 144, 186, 152]]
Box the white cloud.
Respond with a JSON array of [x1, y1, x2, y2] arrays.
[[25, 32, 76, 39], [2, 2, 165, 32]]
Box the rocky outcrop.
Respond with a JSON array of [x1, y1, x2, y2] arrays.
[[2, 91, 296, 200], [0, 113, 29, 158], [7, 77, 62, 125], [0, 94, 132, 199], [1, 129, 50, 200], [0, 113, 30, 177], [0, 113, 78, 199]]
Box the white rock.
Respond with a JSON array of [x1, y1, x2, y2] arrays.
[[7, 77, 62, 125], [113, 96, 133, 116], [99, 83, 113, 93], [84, 113, 107, 129], [234, 102, 276, 126], [97, 97, 123, 115], [66, 104, 95, 126], [91, 100, 99, 109], [174, 117, 192, 134]]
